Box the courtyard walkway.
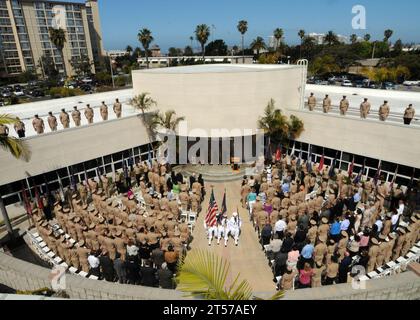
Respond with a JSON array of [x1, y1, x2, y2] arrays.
[[189, 179, 276, 297]]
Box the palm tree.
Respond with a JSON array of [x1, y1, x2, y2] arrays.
[[189, 36, 194, 51], [324, 31, 338, 46], [250, 36, 266, 57], [176, 249, 284, 300], [258, 99, 304, 147], [384, 29, 394, 43], [350, 34, 358, 44], [48, 27, 67, 78], [151, 110, 185, 133], [237, 20, 248, 63], [129, 92, 157, 117], [364, 34, 371, 42], [273, 28, 284, 52], [126, 45, 133, 56], [138, 28, 154, 69], [298, 29, 305, 58], [195, 24, 211, 60], [0, 114, 30, 161]]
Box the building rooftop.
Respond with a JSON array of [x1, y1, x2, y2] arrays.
[[132, 63, 302, 74]]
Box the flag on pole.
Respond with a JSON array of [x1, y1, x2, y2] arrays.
[[389, 165, 399, 192], [318, 154, 325, 172], [290, 142, 296, 158], [297, 149, 302, 167], [329, 153, 338, 178], [56, 171, 65, 202], [221, 190, 227, 216], [408, 168, 416, 191], [21, 182, 32, 215], [69, 166, 77, 191], [348, 156, 355, 177], [205, 189, 219, 227], [353, 159, 366, 184], [373, 160, 382, 186], [275, 144, 282, 162], [306, 145, 313, 173], [147, 144, 153, 169], [265, 136, 271, 161], [34, 185, 44, 210]]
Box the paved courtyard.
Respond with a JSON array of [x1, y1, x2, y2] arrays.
[[189, 179, 276, 296]]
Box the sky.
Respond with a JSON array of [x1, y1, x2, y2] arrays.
[[90, 0, 420, 52]]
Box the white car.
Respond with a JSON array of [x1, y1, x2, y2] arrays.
[[13, 89, 25, 96], [342, 80, 353, 87], [403, 80, 420, 86]]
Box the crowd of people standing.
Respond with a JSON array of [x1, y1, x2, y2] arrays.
[[240, 153, 419, 290]]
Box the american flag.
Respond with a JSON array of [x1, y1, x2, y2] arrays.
[[205, 189, 218, 227]]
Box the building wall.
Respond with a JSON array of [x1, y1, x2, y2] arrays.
[[0, 251, 183, 300], [0, 251, 418, 300], [0, 115, 151, 186], [1, 0, 104, 76], [285, 109, 420, 169], [132, 66, 305, 137]]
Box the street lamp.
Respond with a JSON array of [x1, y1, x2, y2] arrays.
[[108, 54, 115, 89]]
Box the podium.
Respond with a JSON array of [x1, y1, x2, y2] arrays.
[[231, 157, 241, 172]]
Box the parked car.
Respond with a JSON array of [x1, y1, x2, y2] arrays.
[[315, 80, 329, 85], [13, 88, 25, 96], [353, 80, 364, 88], [403, 80, 420, 86], [342, 80, 353, 87], [382, 82, 396, 90], [1, 90, 12, 98], [79, 84, 93, 92]]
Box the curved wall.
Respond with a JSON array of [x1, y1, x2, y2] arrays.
[[1, 251, 419, 300], [132, 65, 305, 137]]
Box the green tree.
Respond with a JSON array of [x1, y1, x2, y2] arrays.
[[237, 20, 248, 63], [138, 28, 154, 69], [48, 27, 67, 78], [273, 28, 284, 51], [195, 24, 211, 60], [350, 34, 358, 44], [126, 45, 133, 56], [257, 99, 304, 148], [393, 39, 403, 55], [129, 93, 157, 142], [298, 29, 306, 58], [151, 109, 185, 132], [168, 47, 180, 57], [364, 34, 371, 42], [184, 46, 193, 56], [205, 39, 228, 56], [250, 36, 266, 57], [69, 55, 93, 77], [310, 54, 340, 75], [324, 31, 339, 46], [384, 29, 394, 43], [176, 249, 284, 300], [0, 114, 30, 161]]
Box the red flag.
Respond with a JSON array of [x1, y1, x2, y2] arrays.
[[275, 146, 282, 162], [21, 185, 32, 215], [34, 186, 44, 210], [348, 157, 355, 177], [318, 155, 325, 172]]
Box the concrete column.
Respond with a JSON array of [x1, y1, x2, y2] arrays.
[[0, 195, 14, 237]]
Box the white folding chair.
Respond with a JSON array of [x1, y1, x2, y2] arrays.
[[78, 271, 88, 278], [60, 262, 69, 269], [47, 251, 55, 259], [54, 257, 63, 264], [35, 237, 43, 243], [180, 210, 188, 221], [32, 232, 39, 238], [188, 212, 197, 225], [69, 267, 78, 274], [39, 241, 47, 248], [42, 246, 51, 254], [88, 275, 98, 280]]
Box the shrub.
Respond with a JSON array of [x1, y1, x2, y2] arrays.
[[48, 87, 85, 98]]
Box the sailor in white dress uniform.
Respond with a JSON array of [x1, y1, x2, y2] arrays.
[[225, 212, 242, 247]]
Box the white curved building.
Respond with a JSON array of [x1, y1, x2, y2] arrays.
[[132, 64, 307, 137]]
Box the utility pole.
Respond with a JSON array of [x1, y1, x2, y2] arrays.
[[108, 54, 115, 89]]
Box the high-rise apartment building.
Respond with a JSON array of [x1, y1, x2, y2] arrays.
[[0, 0, 105, 77]]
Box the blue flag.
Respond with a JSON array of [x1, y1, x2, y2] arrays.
[[328, 153, 338, 178], [353, 159, 366, 184], [221, 190, 227, 216]]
